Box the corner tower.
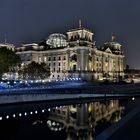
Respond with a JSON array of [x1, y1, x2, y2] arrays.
[[66, 20, 95, 80], [67, 20, 94, 47]]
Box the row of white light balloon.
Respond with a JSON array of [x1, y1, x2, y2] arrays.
[[0, 109, 45, 121], [0, 105, 65, 121]]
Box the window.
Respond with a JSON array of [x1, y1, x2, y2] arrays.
[[53, 68, 55, 72], [73, 65, 76, 71], [58, 62, 61, 66], [58, 56, 61, 60], [48, 57, 51, 61], [63, 56, 66, 60], [71, 54, 77, 62], [53, 63, 55, 66], [105, 58, 108, 62], [53, 57, 56, 61], [26, 55, 31, 61]]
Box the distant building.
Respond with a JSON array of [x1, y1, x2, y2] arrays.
[[0, 43, 15, 51], [16, 21, 124, 81]]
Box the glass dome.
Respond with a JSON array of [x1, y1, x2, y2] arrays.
[[46, 33, 67, 48]]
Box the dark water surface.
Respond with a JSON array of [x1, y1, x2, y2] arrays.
[[0, 97, 139, 140]]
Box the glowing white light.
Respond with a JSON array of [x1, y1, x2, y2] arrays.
[[0, 82, 3, 84], [7, 82, 9, 84], [55, 106, 58, 109], [132, 97, 135, 101], [24, 112, 27, 116], [31, 81, 33, 83], [0, 117, 2, 120], [6, 115, 9, 119], [51, 127, 54, 130], [35, 111, 38, 114], [42, 80, 45, 83], [19, 113, 22, 117], [20, 81, 22, 83], [48, 108, 51, 111], [52, 122, 56, 126], [25, 81, 27, 83], [42, 110, 45, 113], [13, 114, 16, 118], [47, 120, 51, 126], [30, 111, 33, 115], [14, 81, 16, 84]]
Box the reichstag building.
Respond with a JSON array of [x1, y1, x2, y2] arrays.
[[16, 21, 124, 80]]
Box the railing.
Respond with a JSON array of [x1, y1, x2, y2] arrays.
[[1, 84, 140, 95]]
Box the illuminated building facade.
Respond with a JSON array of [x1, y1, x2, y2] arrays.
[[45, 100, 124, 139], [0, 43, 15, 51], [16, 21, 124, 80]]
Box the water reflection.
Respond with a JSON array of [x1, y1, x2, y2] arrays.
[[32, 100, 124, 140]]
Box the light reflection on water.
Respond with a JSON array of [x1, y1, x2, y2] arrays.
[[44, 100, 124, 140], [0, 99, 128, 140]]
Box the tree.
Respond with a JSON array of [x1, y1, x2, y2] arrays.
[[0, 47, 21, 79], [18, 61, 50, 80]]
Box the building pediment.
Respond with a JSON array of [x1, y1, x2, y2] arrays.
[[104, 47, 112, 53]]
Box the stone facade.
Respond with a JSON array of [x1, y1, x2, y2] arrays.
[[16, 22, 124, 81]]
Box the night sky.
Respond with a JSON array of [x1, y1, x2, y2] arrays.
[[0, 0, 140, 68]]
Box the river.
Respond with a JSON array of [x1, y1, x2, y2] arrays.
[[0, 97, 139, 140]]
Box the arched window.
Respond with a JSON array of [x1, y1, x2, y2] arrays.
[[71, 54, 77, 62]]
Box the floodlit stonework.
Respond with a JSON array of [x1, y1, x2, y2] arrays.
[[0, 43, 15, 51], [16, 21, 124, 81]]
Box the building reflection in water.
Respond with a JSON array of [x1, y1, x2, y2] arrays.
[[35, 100, 124, 140]]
